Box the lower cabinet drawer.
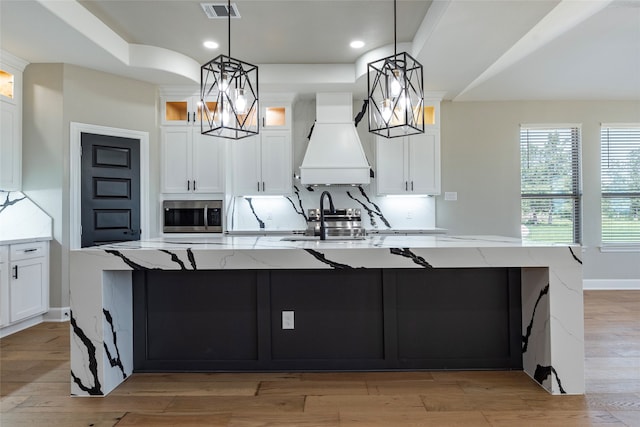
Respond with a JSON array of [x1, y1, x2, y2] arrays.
[[10, 241, 46, 261]]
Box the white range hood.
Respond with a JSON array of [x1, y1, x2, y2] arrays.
[[300, 92, 371, 186]]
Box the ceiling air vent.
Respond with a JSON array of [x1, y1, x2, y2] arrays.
[[201, 3, 241, 19]]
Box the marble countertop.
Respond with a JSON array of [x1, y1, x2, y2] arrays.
[[0, 191, 53, 245], [79, 234, 575, 252]]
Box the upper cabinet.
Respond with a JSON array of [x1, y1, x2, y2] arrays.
[[0, 51, 28, 191], [420, 98, 440, 129], [159, 88, 225, 194], [230, 94, 295, 196], [261, 100, 292, 130], [160, 127, 225, 194], [375, 98, 441, 196], [231, 131, 292, 195]]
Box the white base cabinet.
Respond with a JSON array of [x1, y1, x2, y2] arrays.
[[376, 130, 441, 195], [0, 241, 49, 332], [0, 246, 8, 326]]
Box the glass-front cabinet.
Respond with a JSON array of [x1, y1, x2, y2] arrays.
[[261, 102, 291, 130]]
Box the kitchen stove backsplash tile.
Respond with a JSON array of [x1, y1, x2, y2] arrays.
[[228, 185, 435, 232]]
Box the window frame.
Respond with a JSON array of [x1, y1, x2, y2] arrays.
[[600, 123, 640, 250], [520, 124, 582, 244]]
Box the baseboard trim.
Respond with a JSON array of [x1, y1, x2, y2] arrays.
[[583, 279, 640, 290], [43, 307, 71, 322], [1, 315, 44, 338]]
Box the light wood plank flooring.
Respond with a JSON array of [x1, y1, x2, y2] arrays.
[[1, 290, 638, 426]]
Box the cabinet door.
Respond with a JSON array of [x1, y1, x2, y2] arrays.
[[232, 135, 261, 194], [408, 131, 440, 195], [0, 101, 21, 191], [260, 131, 292, 195], [161, 128, 192, 193], [376, 136, 408, 195], [192, 132, 224, 193], [161, 96, 198, 126], [261, 102, 291, 130], [9, 258, 45, 323], [0, 256, 7, 327]]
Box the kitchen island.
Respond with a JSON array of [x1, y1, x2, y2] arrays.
[[69, 235, 584, 396]]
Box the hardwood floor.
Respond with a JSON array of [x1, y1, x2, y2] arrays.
[[1, 290, 638, 426]]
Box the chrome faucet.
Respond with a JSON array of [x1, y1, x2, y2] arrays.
[[319, 191, 335, 240]]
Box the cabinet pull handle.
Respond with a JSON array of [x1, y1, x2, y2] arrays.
[[262, 117, 265, 128], [262, 182, 265, 191], [257, 182, 260, 191], [405, 181, 408, 191], [187, 181, 190, 191], [411, 181, 414, 191], [13, 265, 18, 279], [24, 248, 38, 253], [193, 180, 196, 191]]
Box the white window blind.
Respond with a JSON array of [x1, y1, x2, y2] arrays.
[[520, 126, 581, 244], [601, 125, 640, 245]]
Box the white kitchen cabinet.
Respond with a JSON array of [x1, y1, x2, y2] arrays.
[[160, 94, 198, 126], [376, 130, 440, 195], [161, 127, 225, 194], [232, 131, 292, 195], [0, 246, 8, 326], [0, 51, 28, 191], [6, 241, 49, 324], [261, 99, 292, 130]]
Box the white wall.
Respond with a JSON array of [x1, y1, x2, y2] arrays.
[[438, 100, 640, 281], [22, 64, 158, 309]]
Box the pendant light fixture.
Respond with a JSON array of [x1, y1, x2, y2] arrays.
[[201, 0, 259, 139], [368, 0, 424, 138]]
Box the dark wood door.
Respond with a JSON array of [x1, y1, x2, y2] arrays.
[[81, 132, 141, 247]]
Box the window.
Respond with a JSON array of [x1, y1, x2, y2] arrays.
[[520, 125, 581, 243], [601, 124, 640, 246]]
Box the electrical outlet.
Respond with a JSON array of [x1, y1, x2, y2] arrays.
[[282, 311, 294, 329], [444, 192, 458, 201]]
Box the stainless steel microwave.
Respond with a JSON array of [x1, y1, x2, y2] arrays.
[[163, 200, 223, 233]]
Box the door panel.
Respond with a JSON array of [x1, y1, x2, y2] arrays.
[[409, 132, 439, 194], [81, 133, 140, 247]]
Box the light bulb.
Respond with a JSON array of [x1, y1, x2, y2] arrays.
[[390, 69, 402, 97], [380, 99, 393, 123], [235, 88, 247, 114], [220, 73, 229, 93], [218, 101, 230, 125]]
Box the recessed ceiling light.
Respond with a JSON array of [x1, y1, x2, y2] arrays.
[[203, 40, 219, 49], [350, 40, 365, 49]]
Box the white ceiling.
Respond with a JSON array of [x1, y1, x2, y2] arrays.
[[1, 0, 639, 101]]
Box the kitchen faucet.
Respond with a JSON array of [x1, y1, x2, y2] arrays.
[[319, 191, 335, 240]]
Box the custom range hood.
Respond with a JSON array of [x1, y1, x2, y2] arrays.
[[300, 93, 371, 186]]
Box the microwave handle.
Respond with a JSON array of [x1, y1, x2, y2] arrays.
[[204, 204, 209, 229]]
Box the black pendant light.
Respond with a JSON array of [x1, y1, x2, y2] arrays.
[[368, 0, 424, 138], [201, 0, 259, 139]]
